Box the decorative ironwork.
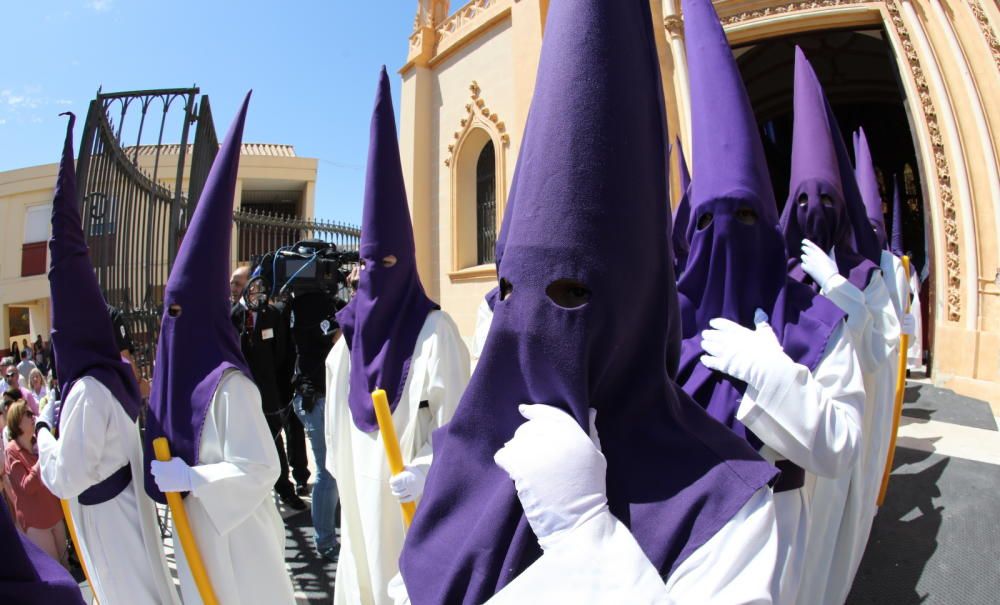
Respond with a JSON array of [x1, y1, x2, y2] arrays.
[[234, 209, 361, 302], [475, 141, 497, 265], [233, 208, 361, 265], [75, 87, 214, 380]]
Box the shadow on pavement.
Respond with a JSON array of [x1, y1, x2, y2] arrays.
[[848, 447, 948, 604]]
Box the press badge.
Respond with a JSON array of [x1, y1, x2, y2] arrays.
[[261, 328, 274, 340]]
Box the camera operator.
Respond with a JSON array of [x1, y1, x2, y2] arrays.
[[230, 266, 308, 511], [288, 289, 342, 563]]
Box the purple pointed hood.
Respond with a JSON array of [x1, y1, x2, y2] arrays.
[[336, 68, 438, 433], [48, 113, 141, 425], [891, 174, 906, 257], [854, 127, 888, 249], [670, 138, 693, 271], [781, 48, 880, 291], [143, 93, 252, 504], [399, 1, 776, 601], [0, 505, 85, 604], [676, 0, 845, 446]]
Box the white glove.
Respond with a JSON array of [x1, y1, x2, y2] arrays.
[[35, 399, 58, 434], [494, 404, 608, 551], [801, 239, 840, 290], [389, 465, 427, 503], [700, 309, 791, 392], [151, 457, 193, 493], [901, 313, 916, 336]]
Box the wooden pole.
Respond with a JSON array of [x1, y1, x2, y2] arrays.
[[372, 389, 416, 527], [877, 255, 911, 506], [153, 437, 219, 605]]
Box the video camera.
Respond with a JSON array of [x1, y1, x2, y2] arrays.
[[255, 239, 359, 298]]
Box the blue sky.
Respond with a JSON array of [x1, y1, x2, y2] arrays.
[[1, 0, 416, 224]]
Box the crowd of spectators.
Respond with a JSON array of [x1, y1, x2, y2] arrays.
[[2, 338, 71, 570]]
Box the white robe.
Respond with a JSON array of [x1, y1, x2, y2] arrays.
[[799, 263, 900, 605], [325, 310, 471, 605], [172, 369, 295, 605], [389, 487, 777, 604], [737, 322, 865, 605], [37, 377, 179, 605], [907, 270, 923, 368]]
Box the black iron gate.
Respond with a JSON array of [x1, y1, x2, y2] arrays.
[[75, 88, 217, 381]]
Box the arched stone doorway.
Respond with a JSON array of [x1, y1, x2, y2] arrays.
[[734, 27, 932, 370]]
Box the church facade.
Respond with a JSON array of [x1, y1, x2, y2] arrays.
[[397, 0, 1000, 409]]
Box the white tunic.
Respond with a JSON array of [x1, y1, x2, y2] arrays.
[[325, 310, 471, 605], [172, 369, 295, 605], [388, 487, 777, 604], [907, 270, 923, 368], [799, 265, 900, 605], [737, 323, 865, 605], [37, 377, 179, 605]]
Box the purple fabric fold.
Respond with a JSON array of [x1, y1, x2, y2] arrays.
[[670, 139, 692, 272], [0, 504, 85, 604], [399, 1, 777, 602], [336, 68, 438, 432], [143, 93, 253, 504]]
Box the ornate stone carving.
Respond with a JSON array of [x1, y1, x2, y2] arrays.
[[968, 0, 1000, 70], [884, 0, 962, 321], [663, 15, 684, 35], [444, 81, 509, 167], [706, 0, 962, 321], [717, 0, 870, 25]]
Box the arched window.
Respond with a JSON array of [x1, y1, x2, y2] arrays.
[[476, 141, 497, 265]]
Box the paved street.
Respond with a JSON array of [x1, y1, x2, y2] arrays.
[[73, 377, 1000, 604]]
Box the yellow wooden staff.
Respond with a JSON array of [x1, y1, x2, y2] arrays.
[[153, 437, 219, 605], [372, 389, 416, 528], [60, 499, 100, 605], [877, 255, 911, 506]]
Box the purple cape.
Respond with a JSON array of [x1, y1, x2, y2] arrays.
[[676, 0, 845, 447], [780, 47, 880, 292], [0, 504, 85, 604], [143, 93, 252, 504], [336, 68, 438, 433], [853, 127, 889, 250], [48, 113, 141, 425], [399, 1, 776, 602]]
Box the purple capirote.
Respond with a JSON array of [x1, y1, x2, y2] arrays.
[[780, 47, 880, 292], [675, 0, 845, 448], [48, 112, 141, 424], [143, 93, 253, 504], [853, 127, 889, 250], [336, 67, 438, 433], [398, 0, 777, 603]]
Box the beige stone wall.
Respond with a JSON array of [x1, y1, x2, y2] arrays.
[[400, 0, 1000, 405]]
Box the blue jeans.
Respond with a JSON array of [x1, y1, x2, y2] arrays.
[[292, 394, 339, 551]]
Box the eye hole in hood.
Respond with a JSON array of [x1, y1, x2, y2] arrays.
[[546, 279, 591, 309]]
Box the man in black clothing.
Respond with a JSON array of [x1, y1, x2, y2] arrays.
[[288, 290, 342, 561], [230, 268, 307, 511]]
